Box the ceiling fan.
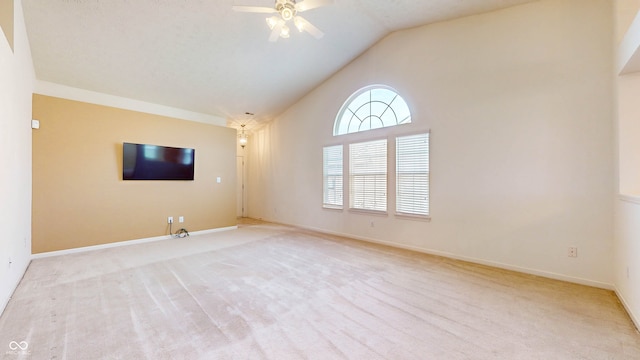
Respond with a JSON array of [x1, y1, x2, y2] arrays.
[[232, 0, 332, 42]]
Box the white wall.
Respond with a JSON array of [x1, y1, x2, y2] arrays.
[[614, 0, 640, 330], [617, 73, 640, 195], [247, 0, 615, 288], [0, 0, 35, 315], [614, 198, 640, 328]]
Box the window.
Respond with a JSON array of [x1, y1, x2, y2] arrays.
[[350, 139, 387, 212], [325, 85, 429, 218], [396, 133, 430, 216], [334, 85, 411, 136], [323, 145, 343, 208]]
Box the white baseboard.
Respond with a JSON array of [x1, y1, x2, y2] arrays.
[[262, 218, 614, 290], [31, 226, 238, 259], [615, 286, 640, 332], [0, 259, 30, 318], [189, 227, 238, 236]]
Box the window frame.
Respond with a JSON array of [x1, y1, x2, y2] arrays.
[[323, 85, 430, 221], [322, 144, 344, 210], [395, 131, 430, 218], [349, 138, 388, 214], [333, 84, 412, 136]]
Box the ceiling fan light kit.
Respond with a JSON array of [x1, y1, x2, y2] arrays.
[[293, 17, 305, 32], [233, 0, 331, 42], [266, 16, 291, 39], [280, 25, 291, 38], [276, 0, 296, 21]]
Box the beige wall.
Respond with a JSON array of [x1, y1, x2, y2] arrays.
[[0, 0, 34, 314], [247, 0, 615, 287], [32, 95, 237, 253], [0, 0, 13, 52]]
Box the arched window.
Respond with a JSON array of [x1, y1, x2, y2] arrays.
[[334, 85, 411, 136], [324, 84, 428, 217]]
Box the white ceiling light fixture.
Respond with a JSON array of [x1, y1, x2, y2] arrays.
[[239, 124, 248, 148], [237, 112, 254, 148], [233, 0, 331, 42]]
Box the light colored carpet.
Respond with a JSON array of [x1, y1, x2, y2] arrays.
[[1, 221, 639, 359]]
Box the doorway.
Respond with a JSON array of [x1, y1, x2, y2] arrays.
[[236, 156, 246, 218]]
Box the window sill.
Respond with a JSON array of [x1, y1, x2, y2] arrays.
[[395, 212, 431, 222], [322, 205, 344, 211], [348, 208, 388, 217]]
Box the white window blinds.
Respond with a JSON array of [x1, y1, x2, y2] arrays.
[[396, 133, 429, 216], [350, 139, 387, 212], [323, 145, 343, 208]]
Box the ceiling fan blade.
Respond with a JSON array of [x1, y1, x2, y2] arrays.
[[295, 0, 333, 12], [269, 22, 283, 42], [294, 16, 324, 39], [232, 5, 277, 13]]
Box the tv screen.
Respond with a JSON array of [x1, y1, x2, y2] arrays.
[[123, 142, 195, 180]]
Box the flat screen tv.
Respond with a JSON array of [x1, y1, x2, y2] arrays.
[[123, 142, 195, 180]]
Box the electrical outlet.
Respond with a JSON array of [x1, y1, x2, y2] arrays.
[[568, 247, 578, 258], [168, 216, 173, 224], [179, 216, 184, 223]]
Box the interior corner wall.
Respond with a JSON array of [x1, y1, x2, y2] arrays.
[[614, 0, 640, 330], [616, 0, 640, 44], [32, 95, 237, 254], [247, 0, 615, 287], [0, 0, 35, 315]]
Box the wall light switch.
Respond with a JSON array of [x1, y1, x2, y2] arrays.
[[179, 216, 184, 223], [216, 177, 221, 183], [31, 119, 40, 129]]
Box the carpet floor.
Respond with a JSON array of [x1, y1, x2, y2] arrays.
[[1, 221, 639, 359]]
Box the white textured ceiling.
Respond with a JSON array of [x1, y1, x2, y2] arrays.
[[22, 0, 535, 127]]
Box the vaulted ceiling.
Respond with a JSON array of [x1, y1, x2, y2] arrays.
[[21, 0, 535, 128]]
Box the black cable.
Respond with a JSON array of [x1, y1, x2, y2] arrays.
[[169, 219, 189, 238], [176, 228, 189, 238]]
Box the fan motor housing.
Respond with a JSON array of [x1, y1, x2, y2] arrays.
[[276, 0, 297, 20]]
